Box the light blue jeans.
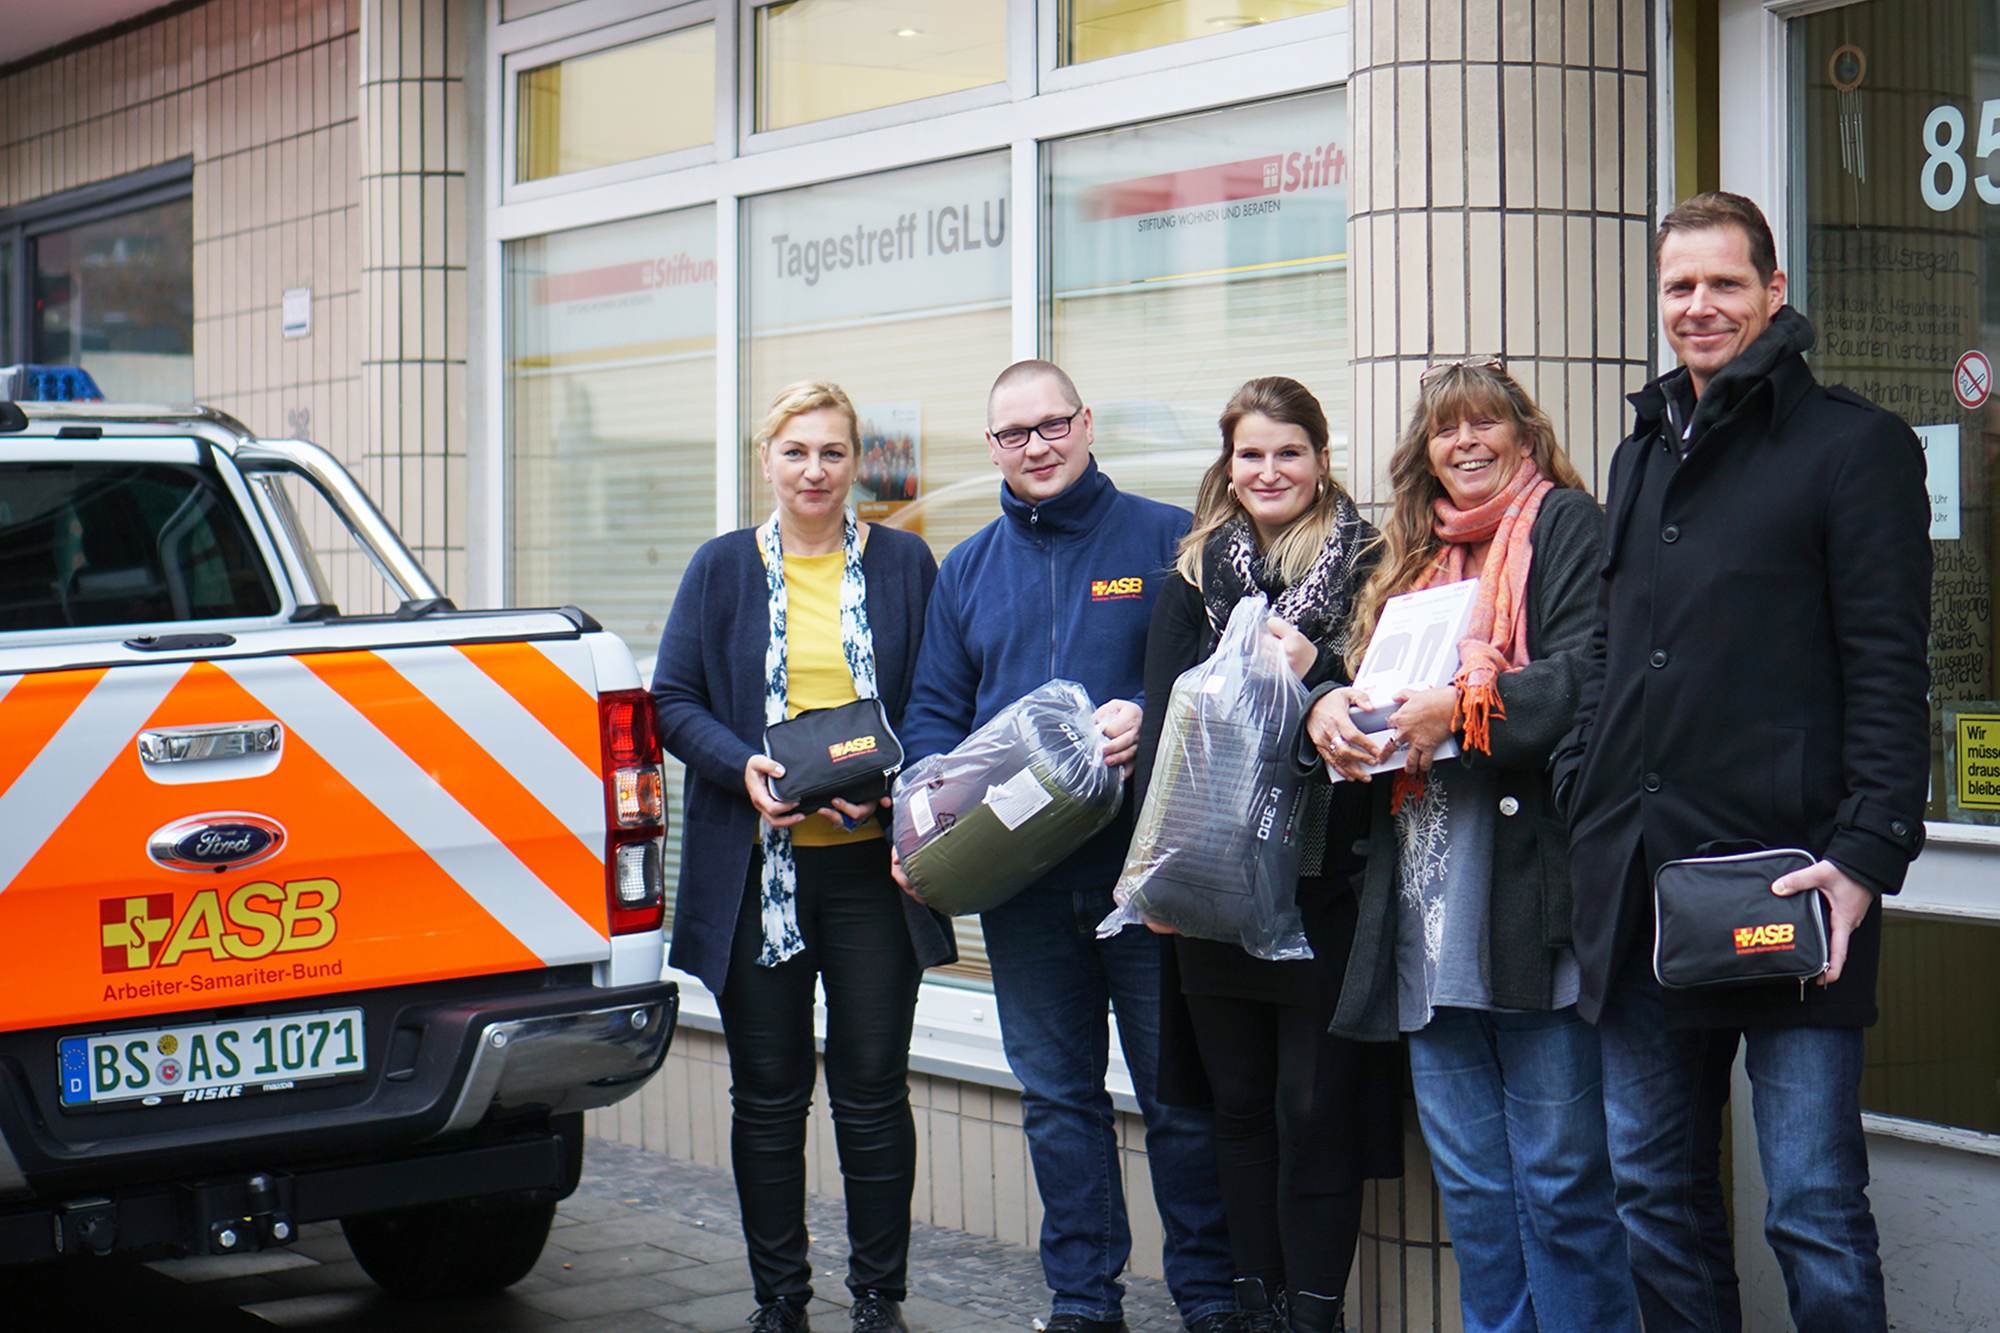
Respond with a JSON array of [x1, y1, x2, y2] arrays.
[[1407, 1005, 1640, 1333]]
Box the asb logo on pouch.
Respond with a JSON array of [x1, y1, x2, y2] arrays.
[[98, 880, 341, 973], [828, 735, 879, 762], [1733, 922, 1796, 955], [1090, 576, 1143, 601]]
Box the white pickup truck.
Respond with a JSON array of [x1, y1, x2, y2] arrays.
[[0, 400, 677, 1297]]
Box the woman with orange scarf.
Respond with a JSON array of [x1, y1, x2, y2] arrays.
[[1303, 360, 1637, 1333]]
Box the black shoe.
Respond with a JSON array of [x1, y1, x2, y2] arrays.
[[1285, 1292, 1343, 1333], [1227, 1277, 1288, 1333], [851, 1292, 908, 1333], [752, 1301, 812, 1333], [1041, 1314, 1127, 1333]]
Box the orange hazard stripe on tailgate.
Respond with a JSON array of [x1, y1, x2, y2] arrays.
[[300, 651, 608, 934], [0, 669, 106, 797], [457, 642, 602, 773]]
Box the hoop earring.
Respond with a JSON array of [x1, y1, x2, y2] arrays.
[[1226, 483, 1239, 501], [1315, 477, 1328, 500]]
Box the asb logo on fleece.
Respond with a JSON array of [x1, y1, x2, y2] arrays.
[[1090, 576, 1144, 602]]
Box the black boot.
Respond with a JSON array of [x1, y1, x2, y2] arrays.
[[1286, 1291, 1343, 1333], [1232, 1277, 1287, 1333]]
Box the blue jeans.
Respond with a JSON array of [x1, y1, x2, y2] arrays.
[[1596, 979, 1886, 1333], [1407, 1006, 1639, 1333], [982, 882, 1234, 1325]]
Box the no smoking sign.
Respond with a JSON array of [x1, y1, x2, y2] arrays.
[[1955, 350, 1991, 410]]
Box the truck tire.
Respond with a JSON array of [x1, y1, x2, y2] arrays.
[[342, 1190, 558, 1300]]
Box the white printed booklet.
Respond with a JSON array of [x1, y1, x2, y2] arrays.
[[1329, 579, 1479, 779]]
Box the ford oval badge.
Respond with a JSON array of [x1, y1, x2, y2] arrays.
[[147, 814, 286, 873]]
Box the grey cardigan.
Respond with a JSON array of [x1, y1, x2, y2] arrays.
[[1329, 486, 1605, 1042]]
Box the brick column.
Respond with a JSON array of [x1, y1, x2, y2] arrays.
[[1348, 0, 1655, 503], [358, 0, 468, 601], [1345, 4, 1654, 1330]]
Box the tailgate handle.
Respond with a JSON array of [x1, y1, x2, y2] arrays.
[[138, 721, 284, 765]]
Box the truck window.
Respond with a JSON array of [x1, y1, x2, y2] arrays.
[[0, 462, 280, 630]]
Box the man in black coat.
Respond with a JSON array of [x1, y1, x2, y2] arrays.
[[1551, 192, 1930, 1333]]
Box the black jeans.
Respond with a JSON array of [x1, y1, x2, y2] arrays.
[[716, 839, 923, 1306], [1181, 993, 1364, 1297]]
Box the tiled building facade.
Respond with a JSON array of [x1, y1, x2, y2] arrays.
[[8, 1, 2000, 1330], [0, 0, 471, 603]]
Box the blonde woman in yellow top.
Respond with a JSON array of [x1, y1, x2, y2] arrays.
[[652, 382, 953, 1333]]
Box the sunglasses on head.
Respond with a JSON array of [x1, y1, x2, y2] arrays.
[[1419, 354, 1506, 385]]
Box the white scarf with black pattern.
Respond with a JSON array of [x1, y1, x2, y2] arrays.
[[1200, 499, 1370, 655], [755, 509, 877, 966]]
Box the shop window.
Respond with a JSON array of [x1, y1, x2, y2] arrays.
[[1864, 916, 2000, 1136], [0, 169, 193, 404], [1048, 90, 1350, 511], [742, 152, 1010, 979], [516, 22, 715, 182], [753, 0, 1005, 132], [1061, 0, 1343, 67], [505, 205, 718, 914], [1790, 1, 2000, 829]]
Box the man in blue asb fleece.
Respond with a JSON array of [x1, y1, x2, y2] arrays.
[[896, 361, 1234, 1333]]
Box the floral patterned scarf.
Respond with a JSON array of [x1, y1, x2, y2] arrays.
[[755, 508, 876, 966]]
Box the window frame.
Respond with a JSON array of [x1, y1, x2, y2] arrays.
[[0, 159, 195, 381], [500, 0, 721, 205], [1038, 0, 1348, 91], [481, 0, 1357, 1008], [737, 0, 1015, 153]]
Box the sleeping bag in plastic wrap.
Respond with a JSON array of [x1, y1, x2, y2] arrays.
[[892, 680, 1124, 916], [1098, 596, 1314, 960]]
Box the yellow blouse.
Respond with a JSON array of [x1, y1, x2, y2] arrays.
[[773, 545, 882, 847]]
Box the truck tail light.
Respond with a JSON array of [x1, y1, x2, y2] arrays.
[[599, 690, 667, 935]]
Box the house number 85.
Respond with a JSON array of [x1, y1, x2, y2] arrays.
[[1921, 103, 2000, 210]]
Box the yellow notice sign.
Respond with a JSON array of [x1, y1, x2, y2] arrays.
[[1957, 714, 2000, 811]]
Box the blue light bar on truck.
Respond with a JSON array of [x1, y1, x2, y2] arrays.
[[0, 365, 104, 402]]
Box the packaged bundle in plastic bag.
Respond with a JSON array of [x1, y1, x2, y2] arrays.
[[893, 680, 1125, 916], [1098, 596, 1313, 960]]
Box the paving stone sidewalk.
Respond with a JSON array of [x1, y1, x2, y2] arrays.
[[137, 1137, 1186, 1332]]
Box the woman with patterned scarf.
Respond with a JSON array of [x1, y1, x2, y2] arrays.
[[1304, 361, 1637, 1333], [1134, 377, 1403, 1333], [652, 381, 955, 1333]]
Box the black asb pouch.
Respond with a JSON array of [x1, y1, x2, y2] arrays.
[[1652, 847, 1829, 989], [764, 698, 904, 809]]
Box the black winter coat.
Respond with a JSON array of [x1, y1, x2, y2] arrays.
[[1331, 486, 1605, 1043], [1551, 309, 1932, 1029]]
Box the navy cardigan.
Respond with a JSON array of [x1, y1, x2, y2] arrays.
[[650, 523, 956, 996]]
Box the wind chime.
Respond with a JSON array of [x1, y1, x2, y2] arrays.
[[1832, 43, 1867, 185]]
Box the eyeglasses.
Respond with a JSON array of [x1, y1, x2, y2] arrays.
[[988, 407, 1084, 450], [1419, 354, 1505, 385]]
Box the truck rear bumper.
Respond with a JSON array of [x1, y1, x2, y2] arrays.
[[435, 989, 676, 1134], [0, 973, 678, 1262], [0, 1115, 588, 1265]]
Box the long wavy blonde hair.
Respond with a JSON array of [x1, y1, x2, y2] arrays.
[[1344, 363, 1588, 674], [1175, 377, 1359, 588]]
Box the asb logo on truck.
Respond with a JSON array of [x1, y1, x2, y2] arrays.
[[99, 880, 341, 973]]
